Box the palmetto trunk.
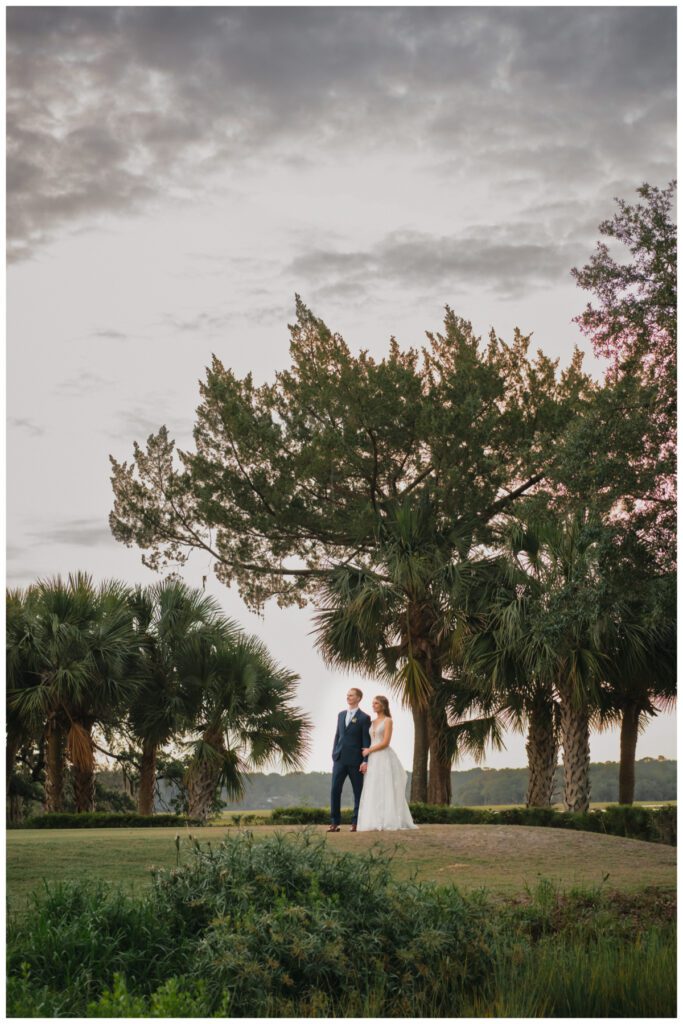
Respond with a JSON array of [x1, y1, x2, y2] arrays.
[[187, 729, 224, 822], [44, 713, 66, 812], [73, 765, 96, 812], [559, 689, 591, 813], [72, 721, 96, 813], [618, 702, 640, 805], [8, 791, 23, 824], [410, 706, 429, 803], [403, 608, 440, 804], [6, 734, 20, 800], [138, 738, 157, 816], [427, 704, 452, 806], [525, 699, 558, 807]]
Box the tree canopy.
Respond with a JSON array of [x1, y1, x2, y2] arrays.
[[110, 300, 591, 611]]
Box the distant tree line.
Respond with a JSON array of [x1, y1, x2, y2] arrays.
[[142, 757, 674, 811]]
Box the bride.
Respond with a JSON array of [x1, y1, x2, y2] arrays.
[[356, 696, 417, 831]]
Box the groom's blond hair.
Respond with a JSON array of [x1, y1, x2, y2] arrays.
[[349, 687, 363, 699]]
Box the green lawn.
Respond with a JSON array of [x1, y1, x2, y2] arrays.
[[6, 823, 676, 917]]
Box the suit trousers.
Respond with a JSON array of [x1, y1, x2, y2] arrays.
[[330, 760, 364, 824]]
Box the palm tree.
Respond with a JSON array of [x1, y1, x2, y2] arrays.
[[313, 496, 501, 804], [6, 588, 43, 804], [183, 632, 310, 822], [443, 550, 563, 808], [7, 574, 136, 812], [313, 498, 454, 802], [502, 511, 612, 813], [595, 569, 676, 804], [125, 580, 230, 815]]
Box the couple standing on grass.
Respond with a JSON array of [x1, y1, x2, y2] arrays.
[[329, 687, 417, 832]]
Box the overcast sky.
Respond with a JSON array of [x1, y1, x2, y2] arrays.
[[7, 5, 677, 774]]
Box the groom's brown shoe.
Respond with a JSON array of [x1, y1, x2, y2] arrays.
[[350, 824, 357, 832], [327, 825, 340, 832]]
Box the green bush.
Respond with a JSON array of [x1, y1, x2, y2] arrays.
[[15, 811, 202, 829], [7, 830, 495, 1017], [270, 806, 353, 825], [272, 803, 676, 845]]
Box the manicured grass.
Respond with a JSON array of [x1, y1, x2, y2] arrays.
[[6, 823, 676, 917]]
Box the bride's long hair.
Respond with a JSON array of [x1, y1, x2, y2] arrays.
[[374, 695, 391, 718]]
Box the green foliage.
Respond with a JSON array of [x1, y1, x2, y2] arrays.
[[7, 830, 495, 1017], [15, 811, 201, 829], [567, 182, 676, 562], [110, 302, 591, 612], [7, 833, 675, 1018], [271, 802, 676, 845], [461, 923, 675, 1017], [270, 806, 354, 825], [213, 759, 676, 809], [86, 974, 222, 1017]]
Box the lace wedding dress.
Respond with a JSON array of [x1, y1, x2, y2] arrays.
[[356, 720, 417, 831]]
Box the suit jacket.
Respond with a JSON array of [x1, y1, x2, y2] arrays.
[[332, 708, 372, 767]]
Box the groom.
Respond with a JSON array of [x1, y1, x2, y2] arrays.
[[329, 687, 372, 832]]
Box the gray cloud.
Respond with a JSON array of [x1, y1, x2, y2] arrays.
[[159, 310, 236, 334], [92, 329, 128, 340], [28, 518, 116, 548], [8, 417, 45, 437], [287, 222, 588, 301], [8, 7, 675, 260], [57, 371, 114, 396], [109, 406, 195, 444]]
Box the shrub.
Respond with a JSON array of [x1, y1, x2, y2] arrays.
[[272, 803, 676, 844], [7, 830, 495, 1017], [15, 811, 202, 829], [270, 806, 353, 825]]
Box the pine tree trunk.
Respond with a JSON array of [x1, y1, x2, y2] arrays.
[[618, 703, 640, 805], [44, 714, 66, 812], [187, 730, 223, 822], [138, 738, 157, 816], [559, 691, 591, 813], [427, 704, 451, 806], [525, 699, 558, 807], [410, 705, 429, 803]]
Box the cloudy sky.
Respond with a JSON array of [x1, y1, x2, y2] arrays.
[[7, 5, 677, 774]]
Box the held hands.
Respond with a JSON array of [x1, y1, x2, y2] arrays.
[[362, 747, 371, 757], [359, 762, 368, 774]]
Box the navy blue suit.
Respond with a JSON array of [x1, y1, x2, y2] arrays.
[[330, 707, 372, 825]]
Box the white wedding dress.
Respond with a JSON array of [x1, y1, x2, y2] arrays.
[[356, 719, 417, 831]]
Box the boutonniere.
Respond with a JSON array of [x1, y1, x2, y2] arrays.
[[351, 716, 358, 725]]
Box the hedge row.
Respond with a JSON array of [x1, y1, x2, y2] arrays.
[[270, 803, 677, 845], [13, 812, 202, 829], [12, 804, 676, 846]]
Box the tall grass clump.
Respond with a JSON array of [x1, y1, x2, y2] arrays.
[[457, 877, 677, 1017]]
